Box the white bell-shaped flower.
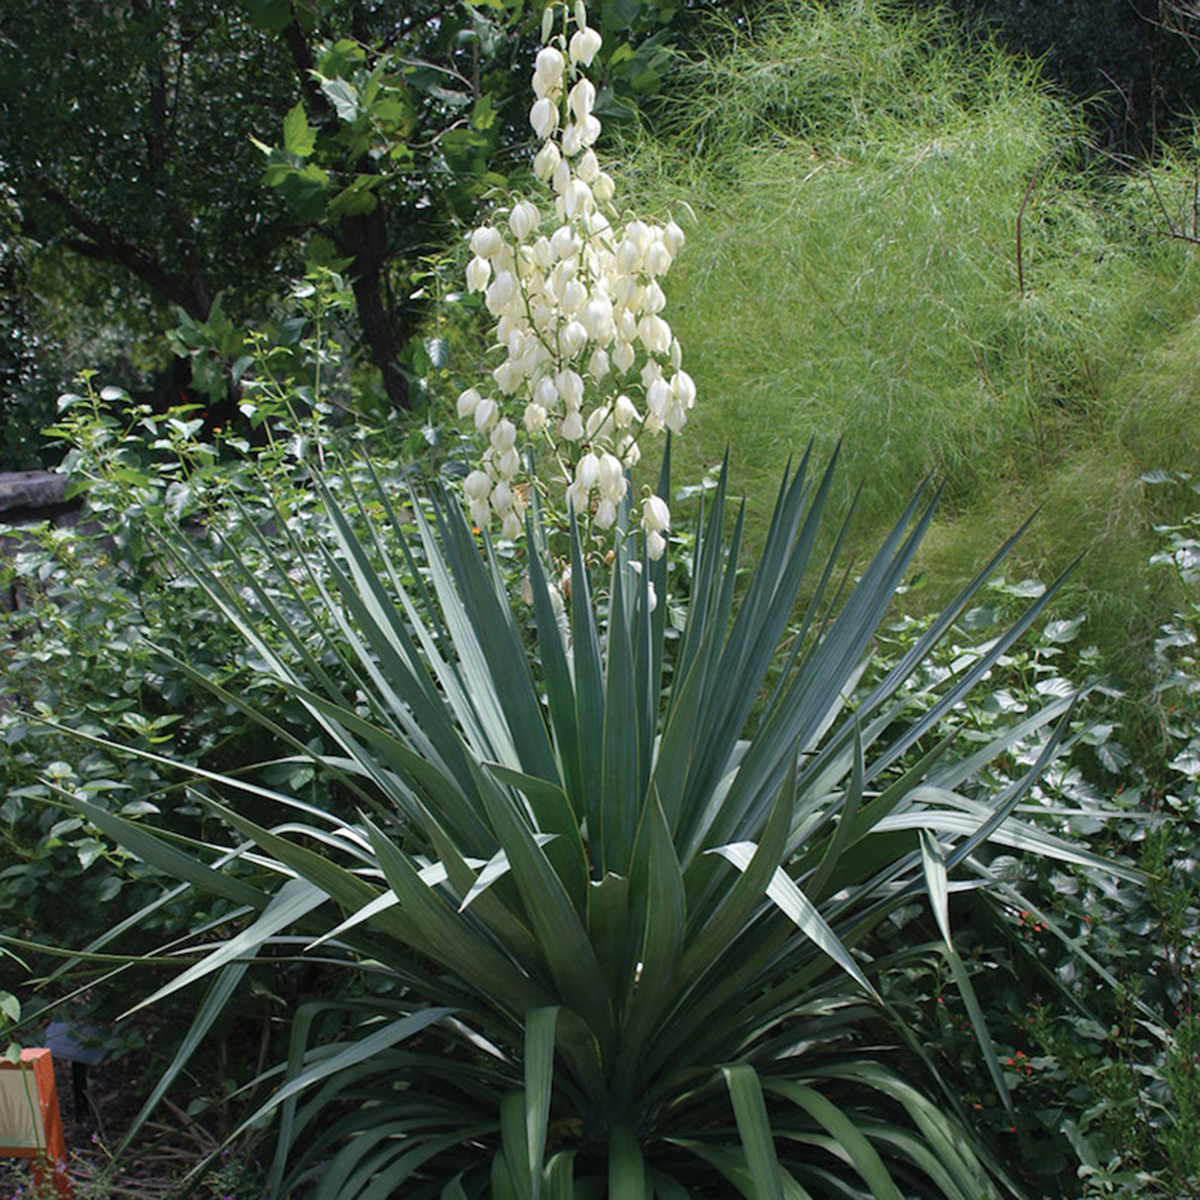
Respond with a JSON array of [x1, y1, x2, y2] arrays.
[[642, 494, 670, 532], [496, 446, 520, 478], [558, 320, 588, 357], [467, 256, 491, 293], [612, 340, 636, 375], [533, 140, 560, 181], [524, 402, 547, 432], [535, 46, 565, 89], [474, 397, 498, 431], [485, 271, 517, 316], [469, 499, 491, 529], [644, 239, 672, 276], [509, 200, 539, 242], [491, 418, 518, 452], [575, 452, 601, 490], [565, 479, 589, 514], [560, 410, 584, 441], [502, 510, 523, 540], [576, 149, 600, 183], [551, 225, 579, 260], [646, 377, 670, 418], [532, 235, 554, 268], [664, 220, 686, 256], [585, 406, 612, 441], [470, 226, 503, 259], [530, 97, 558, 140], [594, 173, 615, 203], [569, 78, 596, 123], [535, 375, 559, 409], [672, 370, 696, 409], [614, 393, 639, 428], [464, 469, 491, 502], [587, 347, 610, 380], [492, 359, 522, 394], [561, 278, 587, 314], [646, 529, 666, 561], [561, 123, 583, 158], [563, 179, 594, 217], [555, 369, 585, 408], [638, 314, 671, 354], [594, 498, 617, 529], [457, 387, 482, 419], [491, 479, 514, 513], [597, 452, 625, 497], [569, 26, 603, 67]]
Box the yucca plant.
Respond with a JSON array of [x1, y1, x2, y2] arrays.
[[31, 438, 1143, 1200]]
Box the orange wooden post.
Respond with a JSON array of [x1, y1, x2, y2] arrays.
[[0, 1049, 73, 1198]]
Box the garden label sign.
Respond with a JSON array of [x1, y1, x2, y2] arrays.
[[0, 1048, 73, 1197]]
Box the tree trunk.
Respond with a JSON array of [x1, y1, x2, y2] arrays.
[[338, 203, 410, 410]]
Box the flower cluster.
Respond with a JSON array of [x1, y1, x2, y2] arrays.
[[455, 0, 693, 557]]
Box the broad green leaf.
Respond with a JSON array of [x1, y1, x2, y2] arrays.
[[321, 77, 360, 120], [283, 102, 316, 157]]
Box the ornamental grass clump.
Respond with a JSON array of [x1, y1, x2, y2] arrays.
[[27, 5, 1142, 1197]]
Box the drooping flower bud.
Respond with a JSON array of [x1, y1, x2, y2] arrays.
[[646, 529, 666, 561]]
